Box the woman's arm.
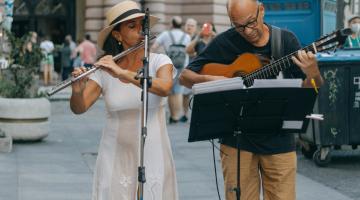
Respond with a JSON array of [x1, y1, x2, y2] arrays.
[[96, 55, 174, 97], [119, 64, 174, 97], [70, 67, 102, 114]]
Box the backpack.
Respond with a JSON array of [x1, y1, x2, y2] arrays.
[[166, 31, 187, 69]]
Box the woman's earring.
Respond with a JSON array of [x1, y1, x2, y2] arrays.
[[118, 41, 122, 46]]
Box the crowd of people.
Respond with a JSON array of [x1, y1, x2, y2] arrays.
[[21, 31, 97, 85], [151, 16, 217, 123]]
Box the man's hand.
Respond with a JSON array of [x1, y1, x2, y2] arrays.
[[208, 75, 228, 81], [291, 50, 324, 88], [291, 50, 320, 78]]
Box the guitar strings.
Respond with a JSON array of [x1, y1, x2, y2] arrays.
[[243, 44, 314, 86]]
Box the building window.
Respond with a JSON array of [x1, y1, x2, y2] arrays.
[[14, 0, 29, 15]]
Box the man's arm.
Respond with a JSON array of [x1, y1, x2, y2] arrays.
[[179, 69, 227, 88]]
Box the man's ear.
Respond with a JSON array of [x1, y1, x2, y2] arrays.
[[259, 3, 265, 17]]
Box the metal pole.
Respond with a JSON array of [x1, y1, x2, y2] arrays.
[[137, 8, 151, 200]]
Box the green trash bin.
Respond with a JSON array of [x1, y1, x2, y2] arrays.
[[300, 49, 360, 166]]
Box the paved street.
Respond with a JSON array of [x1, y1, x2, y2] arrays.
[[0, 99, 359, 200]]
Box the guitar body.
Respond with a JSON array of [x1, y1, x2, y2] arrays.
[[199, 53, 263, 78]]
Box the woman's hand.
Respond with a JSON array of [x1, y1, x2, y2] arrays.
[[71, 67, 88, 94], [95, 55, 127, 79]]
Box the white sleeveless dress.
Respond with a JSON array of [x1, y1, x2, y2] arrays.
[[89, 53, 178, 200]]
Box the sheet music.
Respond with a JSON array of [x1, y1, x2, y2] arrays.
[[192, 77, 244, 94], [192, 78, 303, 95], [251, 79, 303, 88]]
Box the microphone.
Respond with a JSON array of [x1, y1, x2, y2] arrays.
[[142, 8, 150, 36]]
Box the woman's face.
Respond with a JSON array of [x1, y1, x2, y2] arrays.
[[113, 17, 144, 48]]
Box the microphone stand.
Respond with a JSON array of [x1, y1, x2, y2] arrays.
[[136, 8, 151, 200]]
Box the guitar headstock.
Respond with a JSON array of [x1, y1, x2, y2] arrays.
[[314, 28, 352, 52]]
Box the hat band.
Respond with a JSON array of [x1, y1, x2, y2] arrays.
[[110, 9, 142, 25]]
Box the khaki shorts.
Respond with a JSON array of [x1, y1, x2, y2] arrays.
[[220, 144, 297, 200]]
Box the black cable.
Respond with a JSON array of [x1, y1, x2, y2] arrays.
[[211, 139, 222, 200]]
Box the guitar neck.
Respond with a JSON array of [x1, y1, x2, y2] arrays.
[[242, 44, 316, 87]]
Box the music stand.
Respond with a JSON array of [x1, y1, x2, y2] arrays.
[[188, 87, 317, 200]]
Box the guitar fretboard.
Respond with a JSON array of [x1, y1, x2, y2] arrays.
[[243, 44, 315, 87]]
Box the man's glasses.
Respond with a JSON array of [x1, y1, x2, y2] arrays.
[[232, 6, 260, 32]]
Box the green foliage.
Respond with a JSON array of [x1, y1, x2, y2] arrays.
[[0, 30, 43, 98]]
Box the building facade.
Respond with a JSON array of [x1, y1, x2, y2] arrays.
[[8, 0, 229, 45], [81, 0, 230, 44]]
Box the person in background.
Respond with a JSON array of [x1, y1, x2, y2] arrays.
[[65, 35, 77, 59], [60, 37, 72, 80], [184, 18, 198, 40], [151, 16, 191, 123], [344, 15, 360, 48], [181, 18, 198, 122], [78, 33, 97, 68], [72, 47, 84, 69], [65, 34, 77, 51], [30, 31, 38, 45], [186, 22, 216, 58], [40, 35, 55, 85]]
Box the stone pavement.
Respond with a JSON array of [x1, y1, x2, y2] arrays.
[[0, 100, 354, 200]]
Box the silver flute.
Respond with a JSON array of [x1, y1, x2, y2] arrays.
[[46, 35, 156, 96]]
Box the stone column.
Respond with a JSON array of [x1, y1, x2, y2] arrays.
[[81, 0, 231, 44], [84, 0, 105, 43], [144, 0, 230, 34]]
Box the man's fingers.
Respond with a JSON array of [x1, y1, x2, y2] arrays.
[[307, 51, 315, 59], [291, 56, 303, 68], [296, 50, 306, 61]]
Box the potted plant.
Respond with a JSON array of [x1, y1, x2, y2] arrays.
[[0, 30, 51, 141]]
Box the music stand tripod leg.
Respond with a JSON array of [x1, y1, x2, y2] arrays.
[[233, 130, 242, 200]]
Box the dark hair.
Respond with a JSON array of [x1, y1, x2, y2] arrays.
[[102, 34, 124, 58], [348, 16, 360, 24], [85, 33, 91, 40], [172, 18, 182, 29], [64, 38, 70, 46]]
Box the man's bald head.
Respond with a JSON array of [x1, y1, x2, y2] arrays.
[[227, 0, 259, 11]]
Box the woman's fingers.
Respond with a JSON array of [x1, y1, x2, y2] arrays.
[[72, 67, 82, 77]]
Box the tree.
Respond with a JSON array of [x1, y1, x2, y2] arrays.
[[0, 31, 43, 98]]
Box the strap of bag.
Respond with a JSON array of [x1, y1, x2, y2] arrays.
[[168, 31, 176, 44], [271, 25, 284, 78], [178, 32, 186, 45], [168, 31, 186, 45], [271, 25, 283, 60]]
